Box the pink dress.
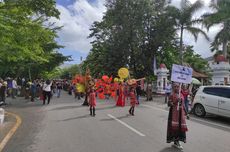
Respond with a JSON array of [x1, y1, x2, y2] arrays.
[[89, 92, 96, 107], [116, 86, 125, 107]]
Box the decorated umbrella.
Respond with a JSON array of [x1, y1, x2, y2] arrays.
[[192, 78, 201, 85]]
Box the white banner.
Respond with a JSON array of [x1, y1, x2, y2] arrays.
[[171, 64, 193, 84]]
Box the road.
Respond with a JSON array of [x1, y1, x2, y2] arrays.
[[2, 92, 230, 152]]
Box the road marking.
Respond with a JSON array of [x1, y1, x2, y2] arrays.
[[141, 104, 168, 112], [107, 114, 146, 137], [0, 112, 22, 152], [141, 104, 230, 130]]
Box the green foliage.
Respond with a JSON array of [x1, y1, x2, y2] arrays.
[[0, 0, 69, 79], [183, 46, 209, 73], [167, 0, 208, 63], [202, 0, 230, 58], [59, 64, 81, 80], [85, 0, 179, 78]]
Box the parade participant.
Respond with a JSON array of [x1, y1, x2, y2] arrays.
[[116, 82, 125, 107], [124, 83, 129, 101], [89, 88, 96, 116], [167, 83, 188, 150], [129, 87, 137, 116], [42, 80, 52, 105]]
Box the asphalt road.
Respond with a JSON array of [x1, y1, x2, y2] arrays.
[[2, 92, 230, 152]]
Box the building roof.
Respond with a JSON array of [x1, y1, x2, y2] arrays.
[[193, 70, 208, 78]]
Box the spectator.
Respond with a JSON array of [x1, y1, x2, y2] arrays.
[[165, 82, 172, 104], [12, 78, 18, 98], [42, 80, 53, 105], [136, 83, 141, 104], [146, 83, 152, 101]]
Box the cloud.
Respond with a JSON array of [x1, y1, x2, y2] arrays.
[[54, 0, 221, 59], [170, 0, 222, 58], [52, 0, 106, 54]]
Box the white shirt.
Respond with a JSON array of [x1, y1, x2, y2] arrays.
[[43, 83, 52, 92], [165, 84, 172, 93], [12, 80, 17, 89]]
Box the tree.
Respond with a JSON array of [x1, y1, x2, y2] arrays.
[[86, 0, 178, 78], [183, 45, 209, 73], [59, 64, 81, 80], [0, 0, 69, 79], [203, 0, 230, 58], [167, 0, 209, 64]]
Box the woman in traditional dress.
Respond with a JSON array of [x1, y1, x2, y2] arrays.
[[89, 88, 96, 116], [116, 82, 125, 107], [167, 83, 188, 150], [129, 87, 137, 116]]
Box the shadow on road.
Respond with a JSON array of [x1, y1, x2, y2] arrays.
[[59, 115, 91, 122], [159, 147, 182, 152]]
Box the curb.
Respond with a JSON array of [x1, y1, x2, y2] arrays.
[[0, 112, 22, 152]]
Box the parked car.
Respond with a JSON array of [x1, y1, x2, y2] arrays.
[[193, 86, 230, 118]]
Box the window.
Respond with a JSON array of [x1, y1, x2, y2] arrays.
[[203, 87, 230, 98]]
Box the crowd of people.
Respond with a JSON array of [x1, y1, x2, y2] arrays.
[[0, 78, 73, 106]]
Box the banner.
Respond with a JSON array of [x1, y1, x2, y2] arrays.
[[171, 64, 193, 84]]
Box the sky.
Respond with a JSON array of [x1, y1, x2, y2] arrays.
[[54, 0, 220, 64]]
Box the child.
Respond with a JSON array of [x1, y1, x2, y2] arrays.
[[129, 87, 136, 116], [89, 88, 96, 116]]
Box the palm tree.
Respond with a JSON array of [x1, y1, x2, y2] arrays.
[[203, 0, 230, 58], [167, 0, 209, 64]]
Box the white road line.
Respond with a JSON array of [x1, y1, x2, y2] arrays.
[[141, 104, 168, 112], [141, 104, 230, 130], [107, 114, 146, 137]]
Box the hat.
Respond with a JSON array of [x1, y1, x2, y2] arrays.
[[127, 79, 137, 86]]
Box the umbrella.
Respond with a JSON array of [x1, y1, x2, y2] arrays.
[[192, 78, 201, 85]]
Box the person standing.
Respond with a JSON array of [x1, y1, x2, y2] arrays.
[[57, 81, 62, 98], [116, 82, 125, 107], [42, 80, 52, 105], [12, 78, 18, 98], [0, 80, 6, 105], [30, 80, 37, 102], [165, 82, 172, 103], [136, 83, 141, 104], [129, 87, 137, 116], [146, 83, 152, 101], [89, 88, 96, 116], [167, 83, 188, 150], [181, 85, 190, 114]]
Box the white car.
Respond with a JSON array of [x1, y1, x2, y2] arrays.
[[193, 86, 230, 118]]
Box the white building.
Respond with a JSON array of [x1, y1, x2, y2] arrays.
[[156, 64, 169, 94], [207, 55, 230, 85]]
